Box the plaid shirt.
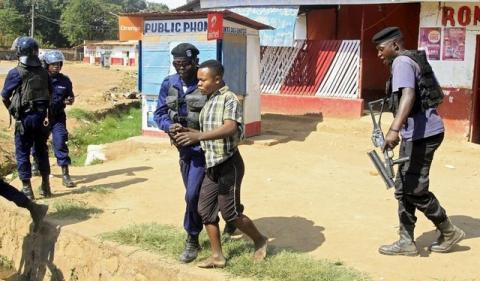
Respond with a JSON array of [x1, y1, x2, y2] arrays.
[[199, 85, 243, 168]]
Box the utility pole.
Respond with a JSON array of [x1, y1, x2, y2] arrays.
[[30, 0, 35, 38]]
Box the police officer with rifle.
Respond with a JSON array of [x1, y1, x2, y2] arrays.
[[371, 27, 464, 256]]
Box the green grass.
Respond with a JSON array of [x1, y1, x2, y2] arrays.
[[101, 223, 370, 281], [50, 200, 103, 220], [89, 186, 113, 195], [68, 102, 142, 166], [0, 255, 14, 269]]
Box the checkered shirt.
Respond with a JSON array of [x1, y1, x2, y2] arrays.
[[199, 85, 243, 168]]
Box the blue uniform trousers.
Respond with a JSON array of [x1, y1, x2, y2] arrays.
[[179, 146, 205, 236], [15, 112, 50, 180], [32, 113, 71, 166], [0, 179, 29, 208]]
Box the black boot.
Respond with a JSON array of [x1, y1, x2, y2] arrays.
[[179, 234, 200, 263], [223, 221, 237, 236], [26, 201, 49, 232], [379, 224, 418, 256], [31, 159, 40, 177], [39, 174, 52, 198], [430, 218, 465, 253], [61, 165, 75, 188], [21, 180, 35, 200]]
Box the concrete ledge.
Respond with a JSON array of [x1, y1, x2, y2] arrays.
[[0, 202, 242, 281], [261, 94, 364, 118]]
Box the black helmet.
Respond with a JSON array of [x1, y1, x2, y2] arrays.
[[12, 36, 41, 67]]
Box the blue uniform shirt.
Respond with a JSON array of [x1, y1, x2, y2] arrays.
[[153, 73, 202, 153], [1, 66, 52, 109], [153, 73, 199, 132], [50, 73, 74, 116]]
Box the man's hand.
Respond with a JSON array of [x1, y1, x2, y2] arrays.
[[174, 131, 202, 146], [383, 130, 400, 152]]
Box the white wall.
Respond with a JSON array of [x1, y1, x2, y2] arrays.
[[420, 2, 480, 89]]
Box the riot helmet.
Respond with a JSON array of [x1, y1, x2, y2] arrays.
[[12, 36, 41, 67], [43, 50, 65, 65]]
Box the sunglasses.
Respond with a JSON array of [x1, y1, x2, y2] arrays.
[[172, 60, 193, 68]]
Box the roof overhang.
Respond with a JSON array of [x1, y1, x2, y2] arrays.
[[201, 0, 479, 8], [119, 10, 273, 30]]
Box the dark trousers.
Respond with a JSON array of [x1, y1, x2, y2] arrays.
[[394, 133, 447, 228], [33, 113, 71, 166], [15, 112, 51, 180], [179, 147, 205, 236], [0, 179, 29, 208], [198, 151, 244, 224]]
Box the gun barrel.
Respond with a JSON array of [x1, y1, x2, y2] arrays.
[[367, 150, 395, 189]]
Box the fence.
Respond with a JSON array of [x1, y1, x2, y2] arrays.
[[260, 40, 361, 99]]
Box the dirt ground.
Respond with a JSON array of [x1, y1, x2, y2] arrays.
[[1, 62, 480, 280]]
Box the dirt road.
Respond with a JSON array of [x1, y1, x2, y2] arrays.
[[1, 61, 480, 280]]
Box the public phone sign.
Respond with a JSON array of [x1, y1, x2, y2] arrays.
[[207, 13, 224, 40]]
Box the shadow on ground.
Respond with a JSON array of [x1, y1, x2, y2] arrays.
[[253, 216, 325, 253], [258, 113, 323, 143], [415, 215, 479, 257]]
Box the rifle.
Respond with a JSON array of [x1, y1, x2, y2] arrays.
[[367, 99, 409, 189]]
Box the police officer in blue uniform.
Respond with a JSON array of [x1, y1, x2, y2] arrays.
[[32, 50, 75, 188], [154, 43, 206, 263], [1, 37, 52, 199]]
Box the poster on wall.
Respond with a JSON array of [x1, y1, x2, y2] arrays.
[[418, 27, 441, 60], [442, 27, 466, 61], [145, 97, 158, 129]]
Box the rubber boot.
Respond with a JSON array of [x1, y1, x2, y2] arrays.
[[26, 201, 49, 232], [39, 174, 52, 198], [31, 159, 40, 177], [430, 218, 465, 253], [179, 234, 200, 263], [21, 179, 35, 201], [379, 224, 418, 256], [61, 165, 75, 188]]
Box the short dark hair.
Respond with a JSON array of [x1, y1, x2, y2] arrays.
[[198, 59, 224, 77]]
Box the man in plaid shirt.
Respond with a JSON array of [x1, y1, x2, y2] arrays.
[[175, 59, 268, 268]]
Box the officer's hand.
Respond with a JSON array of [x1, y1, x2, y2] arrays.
[[65, 96, 75, 105], [382, 130, 400, 152], [174, 131, 202, 146], [169, 123, 183, 134]]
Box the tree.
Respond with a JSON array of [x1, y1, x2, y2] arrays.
[[61, 0, 119, 46], [0, 7, 28, 47], [145, 2, 169, 12]]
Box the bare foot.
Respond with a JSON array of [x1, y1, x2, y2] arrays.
[[197, 256, 226, 269], [254, 236, 268, 262]]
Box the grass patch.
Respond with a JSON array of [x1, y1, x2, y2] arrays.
[[69, 102, 142, 166], [50, 200, 103, 220], [89, 186, 113, 195], [101, 223, 370, 281], [0, 255, 14, 269]]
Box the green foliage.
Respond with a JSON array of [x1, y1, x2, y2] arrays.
[[0, 7, 28, 47], [69, 103, 142, 166], [145, 2, 169, 12], [50, 199, 103, 220], [102, 223, 371, 281]]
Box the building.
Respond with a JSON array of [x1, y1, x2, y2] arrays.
[[83, 40, 138, 66], [191, 0, 480, 143]]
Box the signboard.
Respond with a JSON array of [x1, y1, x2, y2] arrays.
[[119, 16, 143, 41], [207, 13, 224, 40], [418, 27, 441, 60], [144, 19, 208, 35], [442, 27, 466, 61], [442, 5, 480, 26]]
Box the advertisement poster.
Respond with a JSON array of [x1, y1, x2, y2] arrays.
[[145, 97, 158, 129], [418, 27, 441, 60], [442, 27, 466, 61]]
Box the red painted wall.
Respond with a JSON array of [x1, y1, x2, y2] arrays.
[[306, 4, 421, 103]]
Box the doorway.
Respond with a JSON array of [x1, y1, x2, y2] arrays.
[[470, 35, 480, 143]]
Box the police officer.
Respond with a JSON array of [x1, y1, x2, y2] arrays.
[[33, 50, 75, 188], [1, 37, 52, 199], [0, 179, 48, 232], [373, 27, 465, 256]]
